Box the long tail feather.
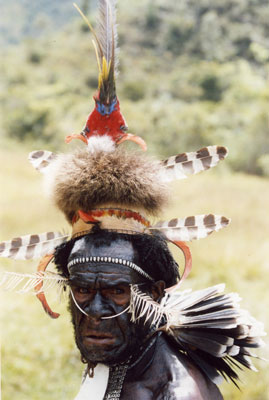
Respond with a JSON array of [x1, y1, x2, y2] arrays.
[[0, 232, 68, 260], [161, 146, 228, 182], [97, 0, 118, 72], [74, 1, 118, 103], [149, 214, 230, 242], [73, 3, 104, 60]]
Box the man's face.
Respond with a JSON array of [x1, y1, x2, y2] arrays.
[[68, 237, 150, 365]]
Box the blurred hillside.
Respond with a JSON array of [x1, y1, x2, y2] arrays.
[[1, 0, 269, 175], [0, 0, 93, 45]]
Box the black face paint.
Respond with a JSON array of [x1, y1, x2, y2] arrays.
[[68, 237, 151, 366]]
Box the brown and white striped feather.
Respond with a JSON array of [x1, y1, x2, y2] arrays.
[[0, 232, 68, 260], [149, 214, 230, 242], [161, 146, 228, 182], [28, 150, 57, 173]]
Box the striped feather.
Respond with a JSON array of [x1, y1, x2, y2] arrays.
[[28, 150, 56, 172], [129, 283, 265, 385], [161, 146, 228, 182], [149, 214, 230, 242], [0, 232, 68, 260], [0, 271, 68, 295]]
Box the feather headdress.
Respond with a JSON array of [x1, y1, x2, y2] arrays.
[[1, 145, 229, 317]]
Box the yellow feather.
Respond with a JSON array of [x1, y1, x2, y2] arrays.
[[73, 3, 95, 35], [73, 3, 103, 60], [102, 57, 108, 80], [92, 40, 102, 74]]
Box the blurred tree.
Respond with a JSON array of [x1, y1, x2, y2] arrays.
[[28, 50, 43, 64], [166, 18, 194, 55], [200, 75, 223, 102], [123, 81, 146, 102], [82, 0, 91, 15], [4, 104, 52, 143], [85, 75, 99, 89], [145, 3, 161, 32]]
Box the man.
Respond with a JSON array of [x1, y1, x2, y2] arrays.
[[55, 230, 223, 399], [0, 2, 264, 398]]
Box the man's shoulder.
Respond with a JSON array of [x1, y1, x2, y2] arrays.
[[122, 334, 223, 399], [152, 334, 224, 400]]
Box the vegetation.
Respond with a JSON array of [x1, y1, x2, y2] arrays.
[[1, 0, 269, 399], [0, 0, 269, 174]]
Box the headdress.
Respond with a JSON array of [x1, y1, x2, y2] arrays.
[[0, 0, 265, 388]]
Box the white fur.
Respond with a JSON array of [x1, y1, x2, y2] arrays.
[[42, 155, 62, 199], [42, 135, 115, 199], [87, 135, 115, 153]]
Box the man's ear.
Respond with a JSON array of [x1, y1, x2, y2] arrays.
[[150, 280, 166, 301]]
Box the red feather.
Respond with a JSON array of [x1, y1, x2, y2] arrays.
[[85, 98, 127, 142]]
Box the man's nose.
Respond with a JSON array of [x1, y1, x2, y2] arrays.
[[84, 292, 111, 321]]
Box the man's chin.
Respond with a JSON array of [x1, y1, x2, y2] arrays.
[[78, 339, 128, 365]]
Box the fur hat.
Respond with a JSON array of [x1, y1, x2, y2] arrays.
[[45, 148, 169, 223]]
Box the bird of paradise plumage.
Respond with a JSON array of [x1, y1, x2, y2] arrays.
[[64, 3, 147, 152]]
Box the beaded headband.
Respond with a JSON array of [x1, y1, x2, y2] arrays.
[[68, 256, 154, 282]]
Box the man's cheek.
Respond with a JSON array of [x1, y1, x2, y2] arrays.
[[117, 310, 132, 332], [70, 299, 83, 326]]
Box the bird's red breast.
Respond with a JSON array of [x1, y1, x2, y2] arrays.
[[84, 97, 128, 143]]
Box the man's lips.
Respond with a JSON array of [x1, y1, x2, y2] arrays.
[[82, 331, 116, 346]]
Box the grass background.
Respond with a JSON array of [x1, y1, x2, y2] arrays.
[[1, 144, 269, 399]]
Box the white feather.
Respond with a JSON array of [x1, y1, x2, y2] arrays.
[[97, 0, 118, 69], [0, 271, 68, 295], [87, 135, 116, 153]]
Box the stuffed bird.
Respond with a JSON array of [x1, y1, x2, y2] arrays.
[[65, 1, 147, 152]]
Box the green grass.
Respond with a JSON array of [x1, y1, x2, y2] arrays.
[[1, 146, 269, 399]]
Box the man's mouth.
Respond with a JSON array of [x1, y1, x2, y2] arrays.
[[82, 331, 116, 346]]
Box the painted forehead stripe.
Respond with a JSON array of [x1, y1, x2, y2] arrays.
[[67, 256, 154, 281]]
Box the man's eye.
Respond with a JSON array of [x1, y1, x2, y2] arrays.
[[112, 288, 124, 295], [76, 287, 88, 294], [102, 287, 126, 297], [108, 287, 128, 296]]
